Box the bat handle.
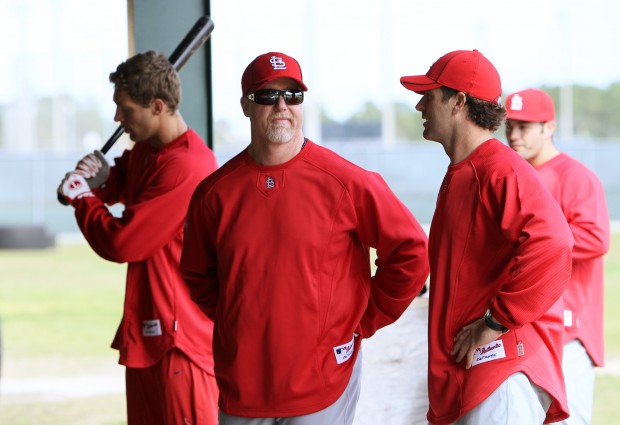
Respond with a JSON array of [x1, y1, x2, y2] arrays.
[[98, 16, 213, 154], [57, 126, 122, 205], [100, 125, 125, 154]]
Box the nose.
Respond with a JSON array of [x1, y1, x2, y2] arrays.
[[113, 107, 123, 123], [505, 126, 518, 141], [274, 94, 287, 109], [415, 96, 425, 112]]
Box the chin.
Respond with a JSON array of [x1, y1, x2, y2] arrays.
[[267, 129, 295, 144]]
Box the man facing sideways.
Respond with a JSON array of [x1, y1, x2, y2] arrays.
[[400, 50, 574, 424], [180, 51, 430, 425], [505, 88, 610, 425], [57, 51, 219, 425]]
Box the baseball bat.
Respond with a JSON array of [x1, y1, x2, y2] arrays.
[[58, 16, 214, 205], [100, 15, 214, 154]]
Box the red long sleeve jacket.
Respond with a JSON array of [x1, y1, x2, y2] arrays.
[[536, 153, 610, 366], [427, 139, 573, 424], [181, 140, 430, 417], [73, 130, 218, 371]]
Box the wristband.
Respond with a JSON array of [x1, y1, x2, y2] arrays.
[[484, 309, 508, 333]]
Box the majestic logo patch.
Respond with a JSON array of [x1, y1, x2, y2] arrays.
[[509, 94, 524, 111], [564, 309, 573, 327], [270, 56, 287, 70], [333, 336, 355, 364], [142, 319, 162, 337], [266, 176, 276, 189], [471, 340, 506, 367]]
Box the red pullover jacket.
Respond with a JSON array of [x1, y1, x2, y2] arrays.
[[181, 140, 430, 417], [536, 153, 610, 366], [73, 129, 218, 372], [427, 139, 573, 424]]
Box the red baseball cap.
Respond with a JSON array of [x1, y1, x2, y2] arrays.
[[400, 49, 502, 104], [241, 52, 308, 95], [505, 89, 555, 122]]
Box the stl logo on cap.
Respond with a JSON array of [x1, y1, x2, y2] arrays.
[[509, 94, 524, 111], [505, 89, 555, 122], [241, 51, 308, 95], [270, 56, 287, 70]]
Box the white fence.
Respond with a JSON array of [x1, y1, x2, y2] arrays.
[[1, 140, 619, 237]]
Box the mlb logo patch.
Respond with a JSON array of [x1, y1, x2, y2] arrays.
[[333, 336, 355, 364]]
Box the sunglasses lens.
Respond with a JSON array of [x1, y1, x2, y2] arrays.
[[253, 90, 278, 105], [251, 90, 304, 105], [284, 91, 304, 105]]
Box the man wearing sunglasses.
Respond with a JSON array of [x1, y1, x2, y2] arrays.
[[180, 51, 430, 424]]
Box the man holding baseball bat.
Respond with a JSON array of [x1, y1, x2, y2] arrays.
[[57, 51, 218, 425], [180, 51, 430, 424], [400, 50, 574, 424], [505, 88, 610, 424]]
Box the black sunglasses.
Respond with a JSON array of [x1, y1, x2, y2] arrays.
[[246, 89, 304, 106]]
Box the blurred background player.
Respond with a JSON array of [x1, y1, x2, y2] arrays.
[[180, 51, 430, 424], [505, 88, 611, 425], [401, 50, 574, 424], [57, 51, 219, 425]]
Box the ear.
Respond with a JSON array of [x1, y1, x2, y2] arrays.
[[151, 98, 165, 115], [240, 97, 251, 117], [543, 120, 556, 137], [452, 92, 467, 114]]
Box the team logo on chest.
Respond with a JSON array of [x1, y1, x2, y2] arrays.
[[256, 171, 284, 196]]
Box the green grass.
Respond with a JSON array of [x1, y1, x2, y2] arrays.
[[0, 394, 126, 425], [0, 244, 125, 361], [593, 374, 620, 425], [0, 243, 127, 424], [602, 233, 620, 355], [592, 232, 620, 425], [0, 234, 619, 424]]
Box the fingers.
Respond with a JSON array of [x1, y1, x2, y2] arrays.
[[451, 321, 475, 356], [74, 169, 90, 178], [451, 330, 473, 365], [451, 319, 501, 369], [94, 150, 106, 163], [75, 153, 102, 178], [57, 172, 76, 206]]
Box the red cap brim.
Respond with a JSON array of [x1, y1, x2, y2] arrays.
[[253, 76, 308, 93], [400, 75, 442, 94]]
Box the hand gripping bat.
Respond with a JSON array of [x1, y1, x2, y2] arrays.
[[57, 16, 214, 205], [100, 15, 215, 154]]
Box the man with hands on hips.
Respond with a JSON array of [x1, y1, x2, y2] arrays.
[[180, 51, 430, 425], [400, 49, 574, 425], [57, 50, 218, 425]]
